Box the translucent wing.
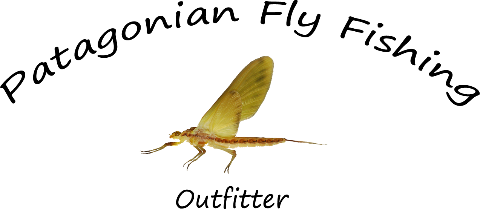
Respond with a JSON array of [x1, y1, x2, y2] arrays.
[[198, 56, 274, 137], [209, 91, 242, 137]]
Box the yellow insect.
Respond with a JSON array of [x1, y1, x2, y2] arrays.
[[141, 56, 325, 173]]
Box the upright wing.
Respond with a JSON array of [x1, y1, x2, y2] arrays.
[[207, 91, 242, 138], [197, 56, 274, 137]]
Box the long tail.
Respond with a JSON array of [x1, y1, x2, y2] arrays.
[[285, 139, 326, 145]]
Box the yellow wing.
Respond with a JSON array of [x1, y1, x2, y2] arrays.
[[197, 56, 274, 137], [207, 90, 242, 138]]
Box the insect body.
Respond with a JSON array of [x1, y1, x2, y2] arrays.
[[141, 56, 325, 173]]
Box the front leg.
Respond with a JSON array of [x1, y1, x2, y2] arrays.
[[183, 143, 206, 170], [141, 140, 184, 154]]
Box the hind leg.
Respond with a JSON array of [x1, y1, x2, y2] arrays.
[[209, 143, 237, 173]]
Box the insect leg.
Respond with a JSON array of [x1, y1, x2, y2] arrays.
[[209, 144, 237, 174], [223, 149, 236, 174], [140, 141, 182, 154], [183, 144, 206, 170]]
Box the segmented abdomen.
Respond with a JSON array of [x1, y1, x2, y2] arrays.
[[213, 137, 285, 148], [180, 127, 285, 148]]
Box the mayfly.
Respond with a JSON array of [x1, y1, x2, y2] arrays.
[[141, 56, 325, 173]]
